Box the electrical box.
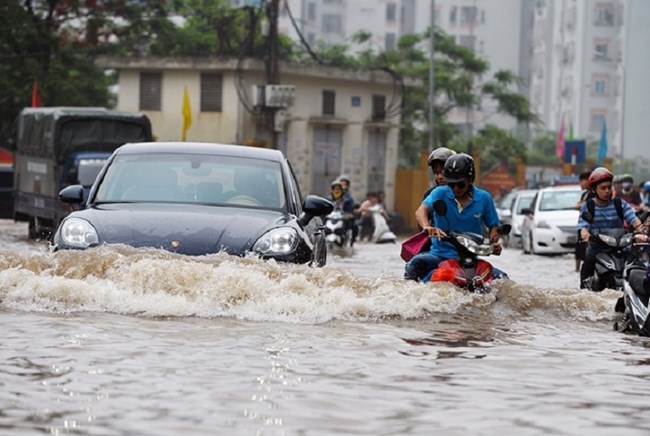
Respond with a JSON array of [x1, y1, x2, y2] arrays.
[[251, 85, 265, 107], [264, 85, 296, 108]]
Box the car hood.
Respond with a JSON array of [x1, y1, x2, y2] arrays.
[[70, 203, 293, 255], [535, 210, 579, 226]]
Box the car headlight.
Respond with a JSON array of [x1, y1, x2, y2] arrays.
[[536, 220, 551, 229], [253, 228, 298, 255], [59, 217, 99, 248], [455, 235, 494, 256]]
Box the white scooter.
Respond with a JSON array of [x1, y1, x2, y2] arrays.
[[323, 210, 354, 256], [368, 204, 396, 244]]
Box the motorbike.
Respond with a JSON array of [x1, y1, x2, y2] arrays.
[[613, 244, 650, 336], [323, 210, 354, 255], [580, 210, 646, 292], [424, 200, 511, 293], [367, 204, 397, 244]]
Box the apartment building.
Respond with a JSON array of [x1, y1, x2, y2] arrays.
[[530, 0, 650, 171]]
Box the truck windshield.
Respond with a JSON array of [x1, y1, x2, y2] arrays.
[[78, 159, 107, 186]]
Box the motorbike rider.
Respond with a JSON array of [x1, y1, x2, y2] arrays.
[[617, 173, 643, 212], [640, 181, 650, 211], [423, 147, 456, 200], [327, 179, 355, 240], [578, 167, 642, 289], [337, 174, 359, 244], [633, 213, 650, 290], [404, 153, 506, 281]]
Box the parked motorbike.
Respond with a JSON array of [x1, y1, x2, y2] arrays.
[[424, 200, 511, 293], [580, 210, 646, 292], [614, 245, 650, 336], [323, 210, 354, 256], [367, 204, 396, 244]]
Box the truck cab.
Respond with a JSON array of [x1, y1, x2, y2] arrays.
[[8, 107, 152, 239]]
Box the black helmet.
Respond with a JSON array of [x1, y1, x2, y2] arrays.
[[444, 153, 475, 183], [428, 147, 456, 168]]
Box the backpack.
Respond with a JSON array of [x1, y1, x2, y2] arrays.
[[585, 197, 624, 224]]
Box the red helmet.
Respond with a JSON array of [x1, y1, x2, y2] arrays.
[[588, 167, 613, 188]]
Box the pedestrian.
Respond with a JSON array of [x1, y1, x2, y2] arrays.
[[404, 153, 506, 281], [338, 174, 359, 244]]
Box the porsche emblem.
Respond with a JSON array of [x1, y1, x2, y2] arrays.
[[170, 240, 180, 248]]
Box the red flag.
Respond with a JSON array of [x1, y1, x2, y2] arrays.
[[31, 79, 42, 107], [555, 116, 565, 162]]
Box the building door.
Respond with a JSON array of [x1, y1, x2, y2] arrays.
[[312, 126, 342, 197], [367, 129, 386, 193]]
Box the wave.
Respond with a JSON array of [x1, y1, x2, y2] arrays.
[[0, 245, 621, 323]]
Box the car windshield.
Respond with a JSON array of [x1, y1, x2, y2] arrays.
[[539, 190, 581, 211], [498, 190, 517, 210], [515, 194, 536, 214], [95, 153, 286, 210]]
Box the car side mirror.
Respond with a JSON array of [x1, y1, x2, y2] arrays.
[[59, 184, 85, 204], [581, 210, 593, 223], [433, 199, 447, 216], [299, 195, 334, 226], [521, 208, 532, 215]]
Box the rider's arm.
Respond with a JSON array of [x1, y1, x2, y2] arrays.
[[415, 204, 434, 232]]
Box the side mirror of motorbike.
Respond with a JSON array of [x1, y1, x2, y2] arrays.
[[581, 210, 593, 223], [499, 224, 512, 235], [433, 200, 447, 216]]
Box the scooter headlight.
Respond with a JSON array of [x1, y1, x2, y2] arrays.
[[597, 234, 617, 247], [456, 235, 494, 256], [59, 217, 100, 248], [620, 233, 633, 247], [253, 228, 298, 255]]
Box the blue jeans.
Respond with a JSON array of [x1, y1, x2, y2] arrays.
[[404, 253, 509, 282]]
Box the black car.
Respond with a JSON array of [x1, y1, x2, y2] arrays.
[[53, 142, 334, 266]]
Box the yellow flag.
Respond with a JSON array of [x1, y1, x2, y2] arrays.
[[181, 86, 192, 141]]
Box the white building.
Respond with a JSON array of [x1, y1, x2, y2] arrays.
[[529, 0, 650, 173], [278, 0, 528, 133], [97, 56, 406, 208]]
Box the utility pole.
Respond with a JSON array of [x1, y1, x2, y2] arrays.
[[428, 0, 435, 151], [266, 0, 280, 149]]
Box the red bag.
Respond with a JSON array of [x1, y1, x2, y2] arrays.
[[400, 231, 431, 262]]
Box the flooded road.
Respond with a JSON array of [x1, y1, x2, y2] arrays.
[[1, 219, 649, 435]]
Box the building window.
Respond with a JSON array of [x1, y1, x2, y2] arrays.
[[386, 3, 396, 22], [385, 33, 396, 50], [139, 72, 161, 111], [459, 35, 476, 51], [461, 6, 478, 25], [307, 32, 315, 45], [322, 90, 336, 116], [593, 38, 611, 60], [322, 14, 342, 33], [351, 96, 361, 107], [592, 74, 610, 96], [372, 95, 386, 121], [594, 2, 615, 26], [450, 6, 457, 25], [307, 3, 316, 21], [200, 73, 223, 112], [589, 109, 607, 131]]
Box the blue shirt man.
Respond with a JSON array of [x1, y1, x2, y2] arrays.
[[404, 157, 504, 282]]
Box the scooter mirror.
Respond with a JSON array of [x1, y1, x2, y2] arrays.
[[433, 200, 447, 216]]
